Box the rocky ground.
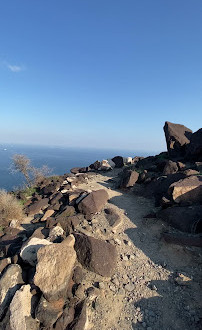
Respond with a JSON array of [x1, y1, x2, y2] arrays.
[[0, 121, 202, 329]]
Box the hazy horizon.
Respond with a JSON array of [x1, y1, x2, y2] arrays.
[[0, 1, 201, 150]]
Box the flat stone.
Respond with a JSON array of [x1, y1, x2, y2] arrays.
[[41, 209, 55, 221]]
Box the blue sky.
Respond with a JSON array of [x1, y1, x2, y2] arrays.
[[0, 0, 201, 151]]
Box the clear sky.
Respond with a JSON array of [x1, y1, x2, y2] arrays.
[[0, 0, 201, 151]]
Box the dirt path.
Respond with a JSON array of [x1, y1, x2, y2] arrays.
[[78, 170, 202, 330]]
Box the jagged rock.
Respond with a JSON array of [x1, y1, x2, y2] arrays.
[[34, 236, 76, 301], [98, 160, 112, 171], [163, 121, 192, 158], [183, 169, 199, 176], [0, 257, 11, 274], [27, 198, 49, 215], [159, 205, 202, 233], [186, 128, 202, 161], [104, 208, 122, 230], [169, 175, 202, 204], [29, 227, 49, 240], [107, 159, 116, 168], [123, 157, 133, 165], [68, 300, 88, 330], [0, 264, 24, 319], [20, 238, 52, 266], [40, 209, 55, 221], [195, 162, 202, 172], [154, 173, 186, 205], [9, 284, 39, 330], [89, 160, 101, 170], [53, 305, 75, 330], [74, 233, 117, 277], [68, 190, 86, 206], [119, 169, 139, 188], [42, 182, 60, 195], [72, 266, 83, 285], [112, 156, 124, 168], [56, 215, 81, 234], [70, 167, 82, 174], [50, 192, 64, 205], [35, 295, 64, 328], [78, 189, 109, 219], [48, 226, 64, 242], [56, 206, 76, 222], [163, 160, 178, 175]]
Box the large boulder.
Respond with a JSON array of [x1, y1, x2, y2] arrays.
[[159, 205, 202, 233], [111, 156, 124, 168], [186, 128, 202, 161], [78, 190, 109, 220], [34, 235, 76, 302], [0, 264, 24, 319], [169, 175, 202, 204], [164, 121, 192, 158], [9, 285, 39, 330], [74, 233, 117, 277]]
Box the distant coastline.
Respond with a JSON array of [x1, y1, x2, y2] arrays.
[[0, 144, 158, 191]]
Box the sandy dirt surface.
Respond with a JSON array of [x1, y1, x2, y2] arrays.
[[76, 169, 202, 330]]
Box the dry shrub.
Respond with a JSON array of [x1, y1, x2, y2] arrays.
[[0, 189, 24, 226]]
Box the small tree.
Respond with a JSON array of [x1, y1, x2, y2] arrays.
[[11, 154, 52, 187], [12, 154, 32, 187]]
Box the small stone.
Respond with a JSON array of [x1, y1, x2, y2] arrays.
[[98, 282, 105, 290], [125, 283, 135, 292], [110, 284, 116, 292], [114, 238, 121, 245]]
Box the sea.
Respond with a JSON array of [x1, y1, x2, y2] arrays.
[[0, 144, 153, 191]]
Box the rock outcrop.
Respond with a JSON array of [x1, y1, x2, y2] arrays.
[[164, 121, 192, 158]]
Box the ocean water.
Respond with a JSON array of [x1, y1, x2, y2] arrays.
[[0, 144, 151, 191]]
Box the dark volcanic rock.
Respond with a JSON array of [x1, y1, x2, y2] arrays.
[[112, 156, 124, 168], [154, 173, 186, 205], [163, 160, 178, 175], [26, 198, 49, 215], [119, 169, 139, 188], [42, 182, 60, 195], [78, 189, 109, 219], [159, 205, 202, 233], [163, 121, 192, 158], [74, 233, 117, 277], [186, 128, 202, 161]]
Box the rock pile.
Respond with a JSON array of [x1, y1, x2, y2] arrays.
[[0, 171, 118, 329]]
